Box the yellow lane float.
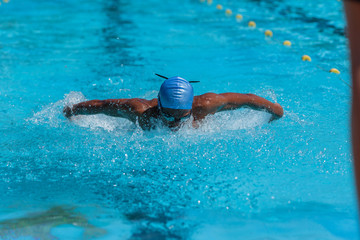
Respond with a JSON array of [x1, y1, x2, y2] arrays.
[[225, 9, 232, 16], [301, 55, 311, 62], [283, 40, 291, 46], [236, 14, 243, 21], [248, 21, 256, 28], [329, 68, 340, 74], [265, 30, 273, 37]]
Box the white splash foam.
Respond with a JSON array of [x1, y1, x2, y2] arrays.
[[195, 109, 272, 133], [28, 92, 135, 132], [71, 114, 135, 132], [28, 91, 87, 127]]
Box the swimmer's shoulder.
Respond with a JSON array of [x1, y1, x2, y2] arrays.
[[193, 93, 226, 107], [105, 98, 158, 116], [137, 98, 159, 130], [120, 98, 157, 112], [130, 98, 159, 119], [131, 98, 158, 108], [192, 93, 227, 118]]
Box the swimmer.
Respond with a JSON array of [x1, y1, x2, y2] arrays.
[[63, 76, 284, 130]]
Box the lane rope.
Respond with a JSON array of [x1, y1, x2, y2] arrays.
[[199, 0, 350, 88]]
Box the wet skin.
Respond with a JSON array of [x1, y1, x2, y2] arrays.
[[63, 92, 284, 130]]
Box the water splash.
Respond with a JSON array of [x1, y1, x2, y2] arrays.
[[27, 92, 86, 128], [28, 91, 273, 134]]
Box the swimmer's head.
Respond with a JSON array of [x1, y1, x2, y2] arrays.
[[158, 76, 194, 110]]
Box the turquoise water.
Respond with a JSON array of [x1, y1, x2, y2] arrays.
[[0, 0, 357, 239]]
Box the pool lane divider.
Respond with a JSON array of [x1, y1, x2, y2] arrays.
[[199, 0, 350, 88]]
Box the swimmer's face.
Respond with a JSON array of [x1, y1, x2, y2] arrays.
[[159, 107, 192, 130]]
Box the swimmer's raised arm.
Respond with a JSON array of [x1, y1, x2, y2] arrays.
[[63, 98, 153, 122], [221, 93, 283, 120], [193, 93, 283, 121]]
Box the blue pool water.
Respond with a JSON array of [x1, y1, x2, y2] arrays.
[[0, 0, 357, 239]]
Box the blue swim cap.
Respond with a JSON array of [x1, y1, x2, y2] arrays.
[[158, 76, 194, 110]]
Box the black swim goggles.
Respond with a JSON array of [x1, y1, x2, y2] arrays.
[[158, 97, 192, 123]]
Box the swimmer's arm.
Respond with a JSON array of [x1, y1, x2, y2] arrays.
[[219, 93, 284, 121], [63, 99, 145, 122]]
